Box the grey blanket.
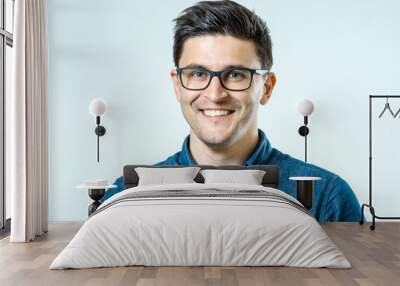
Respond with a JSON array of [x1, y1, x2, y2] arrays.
[[92, 188, 309, 218]]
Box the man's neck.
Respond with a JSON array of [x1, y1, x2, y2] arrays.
[[189, 128, 259, 166]]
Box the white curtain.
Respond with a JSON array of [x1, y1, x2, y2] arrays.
[[8, 0, 48, 242]]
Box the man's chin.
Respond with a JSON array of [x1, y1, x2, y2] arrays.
[[196, 130, 236, 147]]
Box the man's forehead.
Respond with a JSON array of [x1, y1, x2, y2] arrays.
[[178, 34, 261, 69]]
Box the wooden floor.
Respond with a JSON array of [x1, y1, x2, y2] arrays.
[[0, 222, 399, 286]]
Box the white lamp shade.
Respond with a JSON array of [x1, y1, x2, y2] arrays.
[[297, 99, 314, 116], [89, 98, 107, 116]]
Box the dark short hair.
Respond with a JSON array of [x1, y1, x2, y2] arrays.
[[173, 0, 273, 70]]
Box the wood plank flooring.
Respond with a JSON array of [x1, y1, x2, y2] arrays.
[[0, 222, 399, 286]]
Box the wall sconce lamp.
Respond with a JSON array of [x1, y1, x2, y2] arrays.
[[297, 99, 315, 163], [89, 98, 107, 162]]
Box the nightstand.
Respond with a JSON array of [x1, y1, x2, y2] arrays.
[[289, 176, 321, 209], [76, 182, 117, 216]]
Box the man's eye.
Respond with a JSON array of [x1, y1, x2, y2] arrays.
[[192, 71, 207, 79], [227, 71, 244, 79]]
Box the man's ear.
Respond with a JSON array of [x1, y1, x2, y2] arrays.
[[259, 72, 276, 105], [170, 69, 181, 102]]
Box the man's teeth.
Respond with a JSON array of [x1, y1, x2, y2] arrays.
[[202, 109, 232, 116]]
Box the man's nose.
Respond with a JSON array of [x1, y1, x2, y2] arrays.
[[205, 76, 228, 101]]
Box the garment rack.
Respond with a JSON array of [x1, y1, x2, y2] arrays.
[[360, 95, 400, 230]]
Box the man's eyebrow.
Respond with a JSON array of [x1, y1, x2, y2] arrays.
[[181, 63, 250, 70], [182, 64, 207, 69]]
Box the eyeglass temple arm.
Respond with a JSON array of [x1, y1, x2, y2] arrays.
[[255, 69, 269, 76]]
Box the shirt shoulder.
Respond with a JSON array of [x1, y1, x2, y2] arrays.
[[153, 151, 182, 166], [99, 175, 124, 203], [324, 176, 361, 221], [269, 147, 338, 178], [268, 148, 360, 221]]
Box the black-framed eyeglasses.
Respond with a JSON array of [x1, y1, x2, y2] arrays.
[[176, 66, 269, 91]]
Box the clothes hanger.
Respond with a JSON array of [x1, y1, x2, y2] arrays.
[[378, 97, 395, 118], [394, 106, 400, 118]]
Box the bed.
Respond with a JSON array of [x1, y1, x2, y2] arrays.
[[49, 165, 350, 269]]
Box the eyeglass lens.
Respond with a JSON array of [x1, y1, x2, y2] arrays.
[[179, 68, 253, 91]]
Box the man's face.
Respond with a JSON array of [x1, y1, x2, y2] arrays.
[[170, 34, 276, 148]]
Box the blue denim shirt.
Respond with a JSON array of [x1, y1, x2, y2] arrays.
[[101, 129, 361, 222]]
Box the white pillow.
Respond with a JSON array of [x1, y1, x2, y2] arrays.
[[135, 167, 201, 186], [200, 169, 266, 185]]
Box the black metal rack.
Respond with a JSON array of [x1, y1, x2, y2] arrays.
[[360, 95, 400, 230]]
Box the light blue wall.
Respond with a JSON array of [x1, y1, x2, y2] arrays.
[[48, 0, 400, 221]]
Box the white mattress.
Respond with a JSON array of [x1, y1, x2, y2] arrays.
[[50, 183, 351, 269]]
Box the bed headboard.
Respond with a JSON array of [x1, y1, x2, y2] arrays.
[[123, 165, 280, 189]]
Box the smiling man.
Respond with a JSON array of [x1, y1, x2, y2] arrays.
[[101, 0, 361, 222], [171, 34, 273, 166]]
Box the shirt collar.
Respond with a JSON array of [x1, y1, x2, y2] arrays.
[[178, 128, 273, 165]]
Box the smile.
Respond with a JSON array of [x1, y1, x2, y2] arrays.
[[200, 109, 235, 117]]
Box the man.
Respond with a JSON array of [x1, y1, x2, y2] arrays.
[[101, 0, 361, 222]]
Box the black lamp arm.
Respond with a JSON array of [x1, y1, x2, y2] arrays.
[[94, 116, 106, 162], [298, 115, 310, 163]]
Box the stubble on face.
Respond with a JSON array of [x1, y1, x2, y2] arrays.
[[186, 95, 256, 149]]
